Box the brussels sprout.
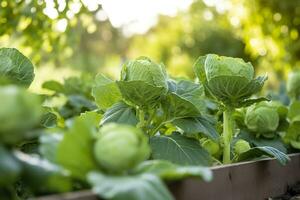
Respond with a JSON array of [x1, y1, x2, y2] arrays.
[[121, 57, 168, 90], [201, 138, 220, 157], [233, 139, 251, 155], [245, 103, 279, 136], [194, 54, 267, 107], [94, 123, 150, 173], [287, 71, 300, 100], [0, 86, 43, 144]]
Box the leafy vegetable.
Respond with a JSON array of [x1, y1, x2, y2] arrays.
[[94, 123, 150, 173], [0, 48, 34, 87], [0, 86, 43, 145], [233, 139, 251, 155], [245, 102, 279, 137]]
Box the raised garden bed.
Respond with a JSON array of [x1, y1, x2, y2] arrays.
[[35, 153, 300, 200]]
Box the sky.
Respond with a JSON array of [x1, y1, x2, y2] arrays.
[[43, 0, 234, 36], [98, 0, 193, 35], [43, 0, 193, 36]]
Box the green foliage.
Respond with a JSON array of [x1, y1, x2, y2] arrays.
[[94, 123, 151, 173], [287, 71, 300, 100], [57, 115, 99, 179], [200, 138, 221, 157], [245, 102, 280, 137], [88, 172, 174, 200], [0, 86, 43, 145], [233, 146, 290, 165], [0, 146, 22, 186], [0, 47, 297, 199], [194, 54, 267, 108], [0, 48, 34, 87], [150, 133, 212, 166], [133, 160, 212, 182]]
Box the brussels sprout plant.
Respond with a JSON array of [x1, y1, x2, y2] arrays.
[[0, 48, 296, 200], [194, 54, 268, 164]]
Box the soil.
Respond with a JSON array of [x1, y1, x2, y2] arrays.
[[269, 183, 300, 200]]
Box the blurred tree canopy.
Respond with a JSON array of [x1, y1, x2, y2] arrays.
[[129, 0, 300, 81], [0, 0, 128, 72], [1, 0, 300, 84]]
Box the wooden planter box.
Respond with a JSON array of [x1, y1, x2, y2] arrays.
[[35, 153, 300, 200]]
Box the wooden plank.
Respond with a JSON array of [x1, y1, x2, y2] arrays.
[[169, 154, 300, 200], [36, 154, 300, 200]]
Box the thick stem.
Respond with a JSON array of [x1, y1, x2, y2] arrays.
[[223, 108, 234, 164]]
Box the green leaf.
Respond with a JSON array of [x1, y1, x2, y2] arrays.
[[150, 133, 211, 166], [15, 151, 71, 193], [133, 160, 212, 182], [117, 80, 166, 109], [39, 133, 63, 163], [92, 74, 122, 110], [234, 146, 290, 165], [40, 111, 57, 128], [173, 116, 219, 141], [168, 79, 205, 112], [78, 111, 102, 127], [284, 121, 300, 149], [238, 97, 269, 108], [162, 93, 201, 121], [288, 101, 300, 122], [57, 117, 98, 179], [0, 145, 22, 186], [193, 55, 207, 84], [59, 95, 97, 119], [42, 80, 64, 93], [0, 48, 35, 87], [101, 102, 138, 126], [88, 171, 173, 200]]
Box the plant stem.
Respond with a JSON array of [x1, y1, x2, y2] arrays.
[[137, 109, 145, 128], [223, 108, 234, 164]]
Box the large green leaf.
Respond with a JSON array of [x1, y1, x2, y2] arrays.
[[88, 171, 173, 200], [15, 151, 71, 192], [57, 117, 98, 179], [150, 133, 211, 166], [168, 79, 205, 112], [173, 116, 219, 141], [133, 160, 212, 182], [162, 93, 201, 121], [92, 74, 122, 110], [207, 76, 251, 104], [0, 48, 35, 87], [234, 146, 290, 165], [101, 102, 138, 126], [117, 80, 166, 109]]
